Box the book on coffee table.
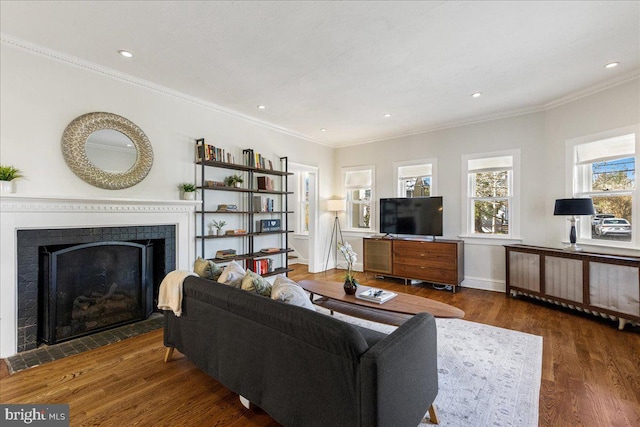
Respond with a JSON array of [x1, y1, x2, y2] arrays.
[[356, 288, 397, 304]]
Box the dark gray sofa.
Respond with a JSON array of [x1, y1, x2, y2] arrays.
[[163, 275, 439, 426]]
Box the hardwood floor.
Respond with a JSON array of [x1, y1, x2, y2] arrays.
[[1, 264, 639, 426]]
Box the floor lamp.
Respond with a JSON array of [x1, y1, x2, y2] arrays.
[[324, 199, 346, 275]]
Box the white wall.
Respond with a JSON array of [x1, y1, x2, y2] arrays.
[[0, 44, 335, 270], [1, 41, 638, 296], [335, 78, 640, 291]]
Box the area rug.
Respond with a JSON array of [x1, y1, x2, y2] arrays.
[[318, 309, 543, 427]]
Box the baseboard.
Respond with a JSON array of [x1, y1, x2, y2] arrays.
[[461, 276, 505, 293]]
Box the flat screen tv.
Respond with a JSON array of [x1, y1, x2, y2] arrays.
[[379, 197, 443, 237]]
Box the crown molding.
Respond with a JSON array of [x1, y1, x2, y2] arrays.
[[0, 34, 329, 147], [2, 33, 638, 150]]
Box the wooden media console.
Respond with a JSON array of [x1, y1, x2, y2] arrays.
[[363, 237, 464, 292]]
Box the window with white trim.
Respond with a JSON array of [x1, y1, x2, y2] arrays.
[[396, 161, 436, 197], [571, 132, 636, 244], [463, 151, 519, 237], [343, 166, 375, 231], [297, 171, 310, 234]]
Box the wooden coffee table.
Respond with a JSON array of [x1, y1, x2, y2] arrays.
[[299, 280, 464, 323]]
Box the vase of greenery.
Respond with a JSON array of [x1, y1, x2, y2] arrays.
[[178, 183, 197, 200], [224, 174, 244, 188], [210, 219, 226, 235], [0, 165, 23, 194], [338, 242, 359, 295]]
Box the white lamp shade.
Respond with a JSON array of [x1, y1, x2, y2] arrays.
[[327, 199, 346, 212]]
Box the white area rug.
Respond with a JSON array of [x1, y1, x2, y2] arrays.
[[319, 310, 543, 427]]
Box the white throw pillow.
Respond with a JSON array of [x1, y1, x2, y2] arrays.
[[217, 261, 246, 288], [271, 275, 316, 311]]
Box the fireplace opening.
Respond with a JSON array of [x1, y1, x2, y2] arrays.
[[39, 241, 154, 344]]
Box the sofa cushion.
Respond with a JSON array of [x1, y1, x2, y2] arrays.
[[271, 275, 316, 311], [241, 270, 272, 296], [193, 257, 222, 281], [218, 261, 245, 288]]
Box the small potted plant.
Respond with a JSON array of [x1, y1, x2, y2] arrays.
[[210, 219, 227, 236], [224, 174, 244, 188], [0, 165, 23, 194], [178, 183, 197, 200]]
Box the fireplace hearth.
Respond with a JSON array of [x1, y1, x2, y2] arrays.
[[16, 225, 176, 352], [40, 241, 153, 344]]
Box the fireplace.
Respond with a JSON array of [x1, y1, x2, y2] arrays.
[[40, 241, 154, 344], [16, 225, 176, 352]]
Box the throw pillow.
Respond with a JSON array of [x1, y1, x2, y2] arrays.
[[241, 270, 272, 296], [218, 261, 245, 288], [271, 275, 316, 311], [193, 257, 222, 281]]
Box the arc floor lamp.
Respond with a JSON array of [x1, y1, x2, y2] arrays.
[[325, 199, 346, 274]]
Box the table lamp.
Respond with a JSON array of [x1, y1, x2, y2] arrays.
[[554, 198, 595, 251]]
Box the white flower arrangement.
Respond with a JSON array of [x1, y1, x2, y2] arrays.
[[338, 241, 358, 283]]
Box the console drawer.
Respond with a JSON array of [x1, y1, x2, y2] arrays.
[[394, 263, 457, 284]]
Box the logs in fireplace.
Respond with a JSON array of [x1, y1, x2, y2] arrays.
[[39, 241, 154, 344]]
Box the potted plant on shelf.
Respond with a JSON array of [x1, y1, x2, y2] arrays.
[[210, 219, 226, 236], [178, 183, 197, 200], [338, 241, 358, 295], [0, 165, 23, 194], [224, 174, 244, 188]]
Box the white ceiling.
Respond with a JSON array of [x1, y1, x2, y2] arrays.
[[1, 1, 639, 147]]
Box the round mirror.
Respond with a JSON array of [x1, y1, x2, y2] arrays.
[[85, 129, 137, 172], [61, 112, 153, 189]]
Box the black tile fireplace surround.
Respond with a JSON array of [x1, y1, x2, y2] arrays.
[[16, 225, 176, 353]]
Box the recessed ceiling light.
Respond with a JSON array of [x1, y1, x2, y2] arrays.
[[257, 105, 266, 110], [471, 92, 482, 98], [320, 128, 327, 132], [605, 62, 619, 69], [384, 113, 392, 118], [118, 50, 134, 58]]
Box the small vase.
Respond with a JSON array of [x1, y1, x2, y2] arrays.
[[0, 180, 14, 194], [181, 191, 195, 200], [343, 279, 358, 295]]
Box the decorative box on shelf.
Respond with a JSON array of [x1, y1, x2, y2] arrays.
[[259, 219, 281, 232]]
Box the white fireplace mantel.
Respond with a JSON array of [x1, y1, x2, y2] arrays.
[[0, 194, 200, 358]]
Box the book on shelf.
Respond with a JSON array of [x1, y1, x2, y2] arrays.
[[196, 140, 235, 164], [253, 195, 274, 212], [251, 258, 273, 275], [355, 288, 397, 304], [215, 249, 237, 259], [243, 150, 274, 170], [217, 204, 238, 211], [225, 229, 247, 235], [260, 248, 282, 253], [257, 176, 275, 191]]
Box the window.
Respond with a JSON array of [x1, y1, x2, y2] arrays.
[[462, 150, 520, 238], [570, 130, 637, 244], [396, 160, 436, 197], [298, 171, 310, 234], [343, 166, 375, 231]]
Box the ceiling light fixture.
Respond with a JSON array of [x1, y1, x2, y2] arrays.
[[471, 92, 482, 98], [320, 128, 327, 132], [604, 62, 619, 69], [257, 105, 266, 110], [118, 50, 134, 58], [384, 113, 392, 118]]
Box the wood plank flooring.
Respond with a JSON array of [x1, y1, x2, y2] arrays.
[[1, 264, 639, 426]]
